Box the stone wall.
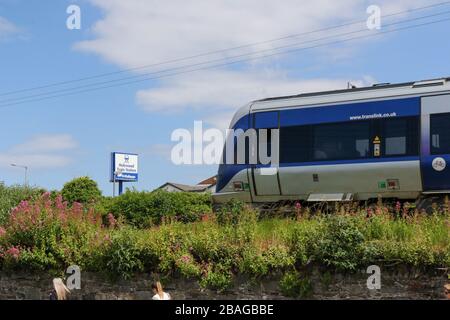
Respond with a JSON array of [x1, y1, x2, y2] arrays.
[[0, 267, 448, 300]]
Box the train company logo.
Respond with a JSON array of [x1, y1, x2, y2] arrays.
[[432, 157, 446, 172], [171, 121, 279, 168]]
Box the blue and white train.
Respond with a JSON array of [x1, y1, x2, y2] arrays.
[[212, 77, 450, 206]]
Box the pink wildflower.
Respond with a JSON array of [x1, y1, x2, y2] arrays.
[[395, 201, 401, 214], [181, 255, 191, 263], [107, 213, 117, 228], [295, 201, 302, 219], [6, 246, 20, 260], [55, 194, 67, 211], [73, 202, 83, 212]]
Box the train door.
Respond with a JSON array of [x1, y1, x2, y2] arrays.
[[421, 94, 450, 192], [251, 111, 281, 196]]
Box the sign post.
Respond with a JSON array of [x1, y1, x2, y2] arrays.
[[110, 152, 138, 196]]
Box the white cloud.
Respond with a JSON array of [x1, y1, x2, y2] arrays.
[[11, 134, 78, 153], [77, 0, 429, 68], [0, 134, 78, 169], [0, 16, 19, 39], [136, 68, 375, 121], [203, 111, 237, 131], [75, 0, 428, 120], [77, 0, 362, 68]]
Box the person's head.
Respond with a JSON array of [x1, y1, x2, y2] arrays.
[[53, 278, 70, 300], [151, 281, 164, 299]]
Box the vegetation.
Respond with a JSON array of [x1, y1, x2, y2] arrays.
[[0, 184, 448, 292], [0, 183, 45, 225], [61, 176, 102, 205], [279, 271, 313, 298], [104, 189, 212, 227]]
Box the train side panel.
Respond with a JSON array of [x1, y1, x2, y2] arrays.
[[213, 80, 450, 205]]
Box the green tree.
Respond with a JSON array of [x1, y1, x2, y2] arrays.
[[61, 176, 102, 205]]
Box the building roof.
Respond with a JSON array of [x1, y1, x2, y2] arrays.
[[159, 182, 211, 192], [197, 176, 217, 186], [157, 176, 217, 192]]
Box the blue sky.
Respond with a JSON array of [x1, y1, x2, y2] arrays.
[[0, 0, 449, 195]]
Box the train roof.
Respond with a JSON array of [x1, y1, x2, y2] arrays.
[[254, 77, 450, 103], [229, 76, 450, 128]]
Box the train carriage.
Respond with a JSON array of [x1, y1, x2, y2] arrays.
[[213, 77, 450, 207]]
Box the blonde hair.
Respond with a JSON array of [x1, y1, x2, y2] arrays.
[[53, 278, 70, 300], [152, 281, 164, 299]]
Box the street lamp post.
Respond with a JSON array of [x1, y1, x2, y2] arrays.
[[10, 164, 28, 186]]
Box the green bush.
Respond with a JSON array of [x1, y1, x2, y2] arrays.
[[0, 183, 45, 225], [314, 216, 365, 271], [216, 199, 246, 226], [284, 219, 322, 266], [199, 263, 233, 292], [106, 189, 211, 227], [174, 252, 202, 278], [61, 176, 102, 205], [240, 245, 294, 277], [100, 228, 144, 280]]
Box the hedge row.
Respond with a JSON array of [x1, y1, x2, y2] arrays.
[[0, 178, 212, 228], [101, 189, 212, 227]]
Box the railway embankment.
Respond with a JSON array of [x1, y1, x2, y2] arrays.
[[0, 182, 449, 299]]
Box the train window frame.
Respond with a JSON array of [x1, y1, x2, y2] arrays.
[[430, 112, 450, 155], [280, 119, 372, 164], [280, 125, 313, 163], [379, 116, 419, 158], [279, 115, 419, 164], [311, 120, 371, 162]]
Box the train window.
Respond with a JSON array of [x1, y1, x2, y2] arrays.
[[384, 119, 407, 155], [279, 117, 418, 164], [312, 121, 370, 161], [382, 117, 419, 156], [430, 113, 450, 155], [280, 121, 370, 163], [280, 125, 311, 163]]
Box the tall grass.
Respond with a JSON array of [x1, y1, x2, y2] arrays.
[[0, 183, 45, 225]]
